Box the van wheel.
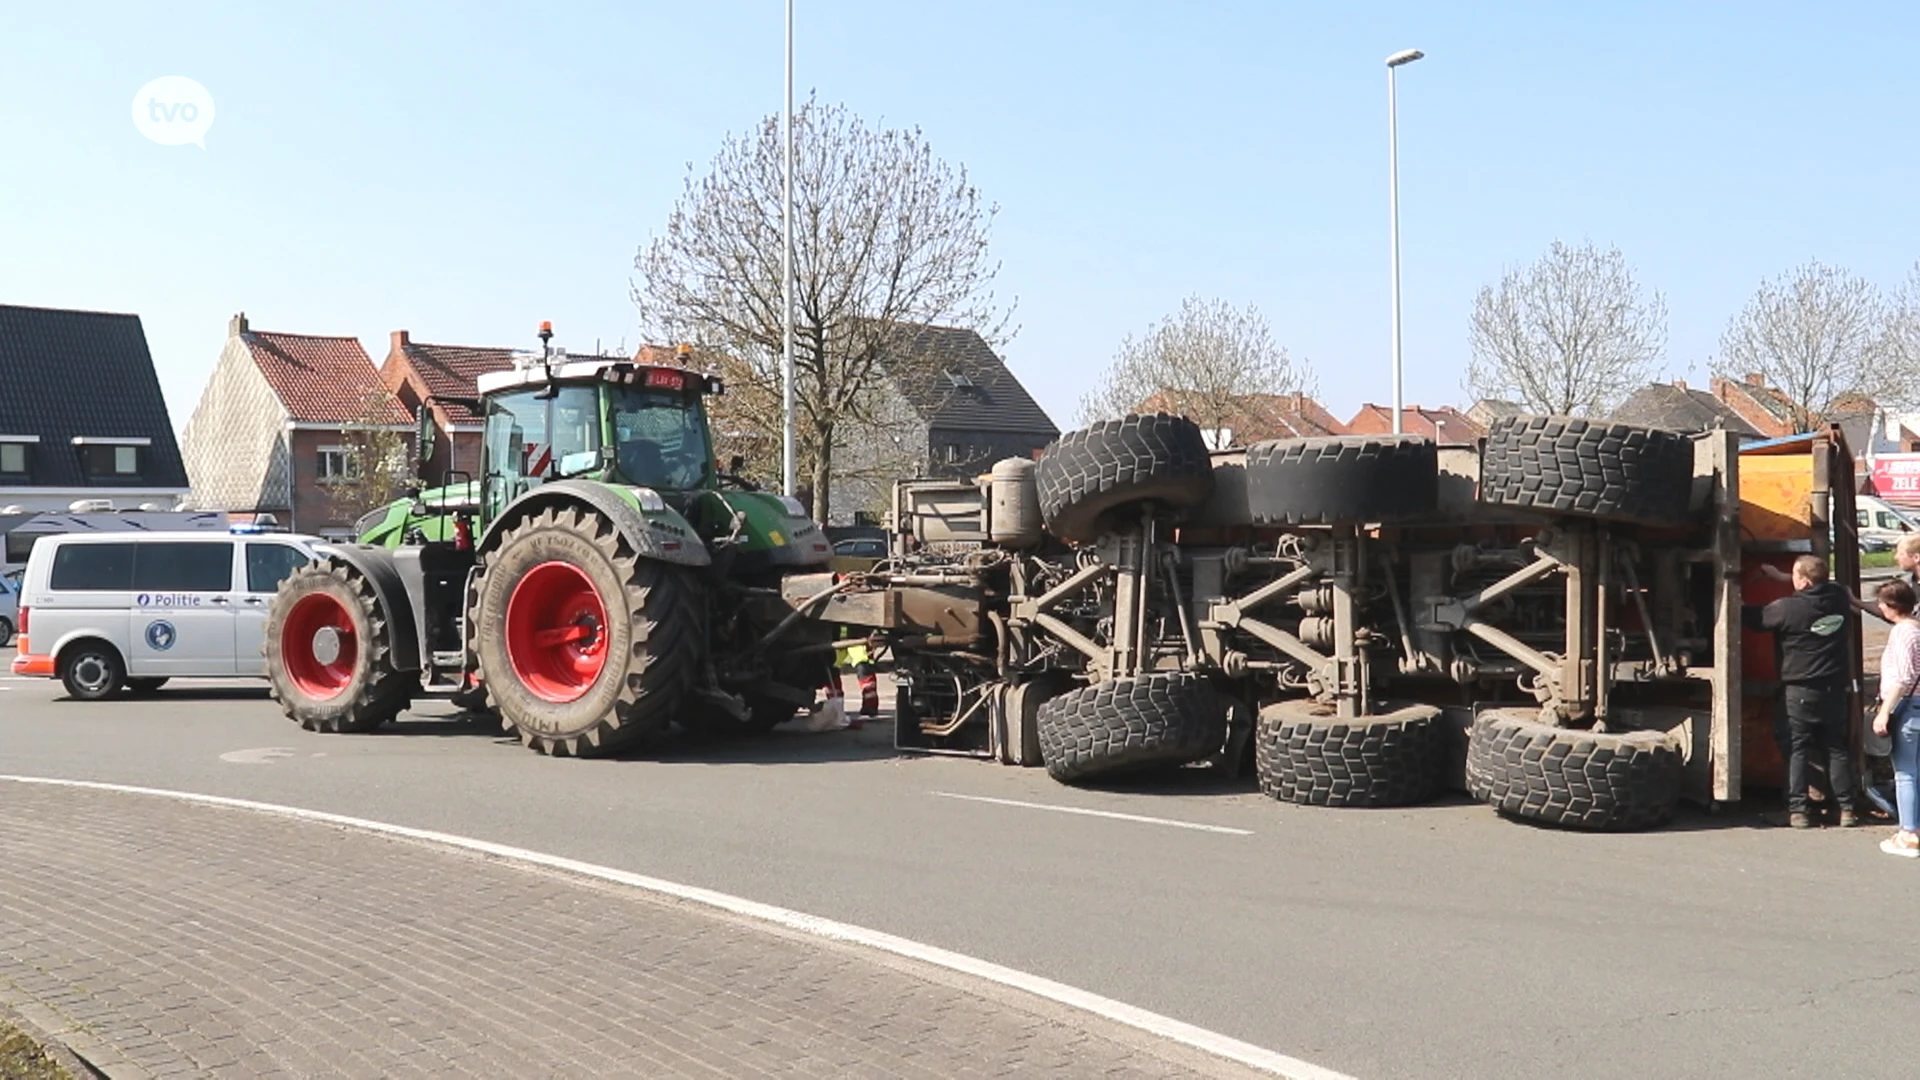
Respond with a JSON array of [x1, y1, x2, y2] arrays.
[[61, 643, 124, 701], [0, 616, 13, 648]]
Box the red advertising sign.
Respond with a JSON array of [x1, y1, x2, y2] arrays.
[[1871, 453, 1920, 498]]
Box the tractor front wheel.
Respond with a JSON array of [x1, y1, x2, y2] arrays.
[[265, 561, 412, 732], [477, 506, 704, 757]]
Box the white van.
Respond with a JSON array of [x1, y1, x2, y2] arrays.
[[1858, 495, 1920, 551], [10, 531, 318, 699]]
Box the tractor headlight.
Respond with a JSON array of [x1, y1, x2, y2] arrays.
[[631, 487, 668, 512], [776, 495, 809, 518]]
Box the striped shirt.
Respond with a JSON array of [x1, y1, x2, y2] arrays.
[[1882, 619, 1920, 704]]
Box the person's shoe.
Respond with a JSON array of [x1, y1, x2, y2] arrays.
[[1880, 832, 1920, 858], [1837, 808, 1860, 829], [1789, 811, 1813, 829]]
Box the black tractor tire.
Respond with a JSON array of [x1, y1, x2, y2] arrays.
[[1243, 435, 1439, 526], [1035, 672, 1227, 783], [265, 561, 414, 733], [1255, 699, 1444, 807], [1465, 708, 1683, 831], [477, 505, 704, 757], [1034, 414, 1215, 543], [59, 641, 124, 701], [1479, 415, 1694, 526], [125, 677, 170, 696]]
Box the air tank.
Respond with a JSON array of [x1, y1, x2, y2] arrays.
[[988, 457, 1043, 548]]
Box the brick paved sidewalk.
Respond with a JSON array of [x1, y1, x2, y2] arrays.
[[0, 785, 1270, 1079]]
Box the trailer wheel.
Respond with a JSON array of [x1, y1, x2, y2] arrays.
[[477, 505, 703, 757], [1465, 708, 1683, 830], [265, 561, 412, 733], [1255, 699, 1444, 807], [1243, 435, 1438, 526], [1036, 672, 1227, 783], [1034, 414, 1215, 543], [1478, 416, 1693, 526]]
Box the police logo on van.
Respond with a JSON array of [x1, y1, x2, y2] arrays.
[[136, 593, 202, 608], [145, 620, 177, 651]]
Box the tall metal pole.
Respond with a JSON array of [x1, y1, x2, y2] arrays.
[[1387, 63, 1405, 437], [781, 0, 798, 497], [1385, 48, 1422, 438]]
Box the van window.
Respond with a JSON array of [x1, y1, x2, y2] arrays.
[[134, 542, 233, 592], [246, 543, 309, 593], [49, 542, 137, 590]]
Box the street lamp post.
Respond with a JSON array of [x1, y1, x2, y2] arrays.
[[781, 0, 798, 498], [1386, 47, 1423, 437]]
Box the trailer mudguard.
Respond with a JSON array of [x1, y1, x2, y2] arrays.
[[477, 479, 712, 568], [311, 542, 423, 672]]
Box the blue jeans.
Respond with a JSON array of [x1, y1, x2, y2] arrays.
[[1895, 699, 1920, 833]]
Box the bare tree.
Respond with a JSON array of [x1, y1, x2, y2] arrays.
[[1877, 261, 1920, 414], [1466, 240, 1667, 416], [1080, 297, 1315, 441], [634, 96, 1012, 521], [324, 386, 418, 528], [1716, 260, 1886, 433]]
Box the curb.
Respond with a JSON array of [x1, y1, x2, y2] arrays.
[[0, 1002, 100, 1079]]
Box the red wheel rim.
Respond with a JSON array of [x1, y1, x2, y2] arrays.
[[504, 561, 610, 703], [281, 592, 357, 699]]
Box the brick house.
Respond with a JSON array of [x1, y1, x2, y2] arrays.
[[1346, 403, 1487, 444], [0, 304, 191, 513], [1612, 380, 1762, 437], [377, 330, 514, 485], [1135, 390, 1347, 448], [1708, 373, 1801, 438], [1467, 399, 1526, 429], [181, 314, 412, 539]]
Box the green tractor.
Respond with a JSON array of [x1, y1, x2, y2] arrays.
[[262, 328, 836, 756]]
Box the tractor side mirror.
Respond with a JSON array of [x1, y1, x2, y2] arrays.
[[728, 454, 746, 475]]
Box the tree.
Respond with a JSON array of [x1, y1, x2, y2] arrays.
[[634, 96, 1011, 522], [1878, 261, 1920, 413], [1716, 260, 1886, 433], [1079, 296, 1314, 441], [1466, 240, 1667, 416], [323, 386, 418, 528]]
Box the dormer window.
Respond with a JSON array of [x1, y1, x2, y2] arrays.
[[73, 436, 148, 481], [0, 435, 34, 479]]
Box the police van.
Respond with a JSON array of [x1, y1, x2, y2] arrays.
[[10, 530, 319, 699]]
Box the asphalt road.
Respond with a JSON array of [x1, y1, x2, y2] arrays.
[[3, 661, 1917, 1080]]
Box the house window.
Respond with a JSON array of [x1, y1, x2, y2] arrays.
[[80, 444, 141, 479], [318, 447, 362, 483], [0, 442, 29, 477]]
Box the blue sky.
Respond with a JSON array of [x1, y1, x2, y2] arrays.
[[4, 1, 1918, 435]]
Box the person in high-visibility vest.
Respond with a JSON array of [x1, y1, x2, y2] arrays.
[[824, 631, 880, 728]]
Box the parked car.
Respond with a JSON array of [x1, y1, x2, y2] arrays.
[[832, 537, 887, 558], [0, 570, 18, 647], [10, 530, 319, 699]]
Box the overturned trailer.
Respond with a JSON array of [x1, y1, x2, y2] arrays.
[[791, 414, 1861, 831]]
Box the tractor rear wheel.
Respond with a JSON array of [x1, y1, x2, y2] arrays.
[[265, 561, 413, 733], [477, 506, 704, 757]]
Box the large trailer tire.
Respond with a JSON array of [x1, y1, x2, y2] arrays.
[[1479, 416, 1693, 527], [1034, 414, 1214, 543], [1035, 672, 1227, 783], [1255, 699, 1444, 807], [1465, 708, 1683, 830], [477, 505, 703, 757], [265, 561, 413, 733], [1243, 435, 1438, 526]]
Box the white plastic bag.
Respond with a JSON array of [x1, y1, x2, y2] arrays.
[[796, 696, 847, 733]]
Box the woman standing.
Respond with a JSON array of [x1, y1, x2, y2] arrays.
[[1873, 579, 1920, 857]]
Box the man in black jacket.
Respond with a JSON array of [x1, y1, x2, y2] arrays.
[[1744, 555, 1859, 828]]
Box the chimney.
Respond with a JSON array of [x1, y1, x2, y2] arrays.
[[1744, 373, 1765, 387], [391, 329, 411, 354], [228, 311, 248, 337], [1674, 379, 1687, 391], [1290, 391, 1306, 411]]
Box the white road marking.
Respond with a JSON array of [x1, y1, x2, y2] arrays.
[[0, 775, 1342, 1080], [218, 747, 297, 765], [932, 791, 1254, 836]]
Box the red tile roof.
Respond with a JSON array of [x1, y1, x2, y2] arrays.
[[398, 342, 515, 423], [244, 331, 410, 425], [1346, 404, 1487, 443], [1136, 390, 1347, 443]]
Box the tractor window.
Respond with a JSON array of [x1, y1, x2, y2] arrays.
[[484, 390, 548, 520], [610, 387, 710, 491]]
